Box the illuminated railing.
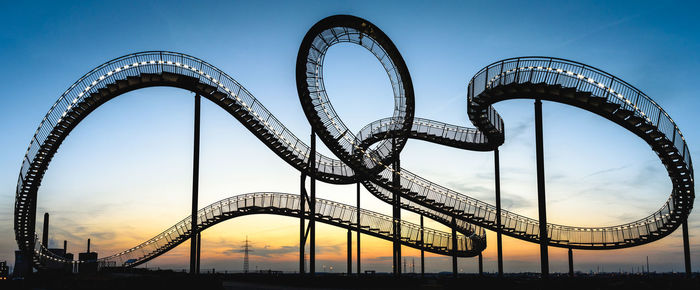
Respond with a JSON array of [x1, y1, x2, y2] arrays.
[[463, 57, 693, 246], [17, 36, 693, 275], [355, 117, 487, 148], [88, 192, 480, 267], [469, 57, 691, 172], [14, 51, 365, 253]]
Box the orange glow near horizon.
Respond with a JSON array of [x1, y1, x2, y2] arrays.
[[47, 207, 691, 274]]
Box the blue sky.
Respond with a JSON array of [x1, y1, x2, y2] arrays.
[[0, 0, 698, 273]]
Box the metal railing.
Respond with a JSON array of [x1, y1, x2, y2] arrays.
[[462, 57, 693, 247], [469, 57, 691, 172], [32, 192, 481, 268], [17, 49, 693, 273]]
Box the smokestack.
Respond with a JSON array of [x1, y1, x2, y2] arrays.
[[87, 238, 90, 253], [646, 256, 649, 274], [64, 240, 67, 252], [42, 213, 49, 247]]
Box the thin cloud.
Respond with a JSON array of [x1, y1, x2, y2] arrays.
[[223, 244, 342, 258], [583, 165, 629, 178], [555, 13, 644, 49]]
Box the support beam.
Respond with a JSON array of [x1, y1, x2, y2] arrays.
[[494, 148, 503, 277], [420, 215, 425, 278], [347, 227, 352, 275], [568, 248, 573, 277], [683, 219, 692, 277], [534, 99, 549, 278], [42, 212, 49, 248], [478, 252, 483, 276], [392, 139, 401, 276], [189, 94, 201, 275], [309, 131, 316, 275], [299, 173, 305, 274], [356, 182, 361, 275], [196, 233, 201, 274], [452, 216, 457, 278], [26, 190, 39, 276]]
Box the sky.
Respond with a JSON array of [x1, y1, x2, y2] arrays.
[[0, 0, 699, 274]]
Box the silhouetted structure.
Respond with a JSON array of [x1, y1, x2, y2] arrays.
[[356, 182, 361, 275], [42, 213, 49, 248], [12, 15, 693, 278], [78, 239, 97, 274], [535, 99, 549, 278], [78, 193, 476, 268], [239, 236, 252, 273], [494, 148, 504, 277], [190, 94, 201, 275], [0, 261, 9, 280], [568, 248, 574, 276], [12, 251, 29, 278]]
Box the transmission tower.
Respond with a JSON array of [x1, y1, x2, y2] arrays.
[[243, 236, 252, 273], [235, 236, 254, 273]]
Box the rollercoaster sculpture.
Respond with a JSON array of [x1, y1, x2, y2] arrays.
[[15, 15, 694, 275]]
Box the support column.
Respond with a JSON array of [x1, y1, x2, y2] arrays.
[[495, 149, 503, 277], [452, 216, 457, 278], [356, 182, 361, 275], [683, 219, 692, 277], [189, 94, 201, 275], [42, 213, 49, 247], [300, 173, 305, 274], [309, 131, 316, 275], [420, 215, 425, 277], [478, 252, 483, 276], [196, 233, 201, 274], [347, 227, 352, 275], [534, 99, 549, 278], [26, 191, 39, 277], [392, 138, 401, 276], [568, 248, 574, 277]]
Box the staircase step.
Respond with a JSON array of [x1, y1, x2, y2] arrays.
[[614, 108, 634, 119], [600, 102, 620, 113]]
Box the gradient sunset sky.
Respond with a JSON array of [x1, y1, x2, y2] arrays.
[[0, 0, 698, 273]]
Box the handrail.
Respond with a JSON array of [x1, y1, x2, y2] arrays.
[[15, 16, 693, 272], [33, 192, 482, 267]]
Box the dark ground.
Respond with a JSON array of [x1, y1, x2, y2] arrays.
[[2, 270, 698, 290]]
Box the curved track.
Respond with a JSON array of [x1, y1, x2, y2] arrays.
[[34, 192, 483, 267], [15, 15, 693, 268]]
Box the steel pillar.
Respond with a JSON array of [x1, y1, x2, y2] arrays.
[[196, 232, 201, 274], [42, 212, 49, 248], [299, 173, 305, 274], [309, 131, 316, 275], [534, 99, 549, 278], [420, 214, 425, 277], [495, 148, 503, 277], [189, 94, 201, 275], [347, 227, 352, 275], [478, 252, 483, 276], [392, 139, 401, 276], [683, 219, 692, 277], [452, 216, 457, 277], [356, 182, 361, 275], [568, 248, 573, 277], [25, 189, 39, 276]]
